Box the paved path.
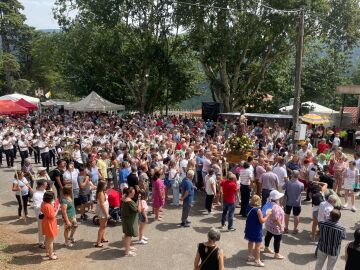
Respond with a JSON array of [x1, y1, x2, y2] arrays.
[[0, 158, 359, 270]]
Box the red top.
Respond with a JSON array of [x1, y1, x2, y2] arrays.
[[220, 180, 238, 204], [176, 142, 182, 150], [317, 142, 329, 155], [107, 189, 121, 208]]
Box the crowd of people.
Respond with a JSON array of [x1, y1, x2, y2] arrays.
[[1, 112, 360, 269]]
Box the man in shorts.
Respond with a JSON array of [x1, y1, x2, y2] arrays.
[[78, 167, 93, 220], [283, 170, 304, 234]]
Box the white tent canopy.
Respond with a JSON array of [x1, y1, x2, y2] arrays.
[[64, 91, 125, 112], [0, 93, 40, 104], [279, 101, 338, 115], [41, 99, 73, 106]]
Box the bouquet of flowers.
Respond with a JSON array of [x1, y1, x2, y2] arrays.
[[225, 135, 253, 154]]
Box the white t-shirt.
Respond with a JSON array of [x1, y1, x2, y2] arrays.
[[13, 178, 29, 196], [179, 159, 188, 179], [332, 137, 340, 147], [239, 168, 254, 186], [272, 165, 287, 186], [205, 174, 216, 195], [318, 201, 334, 222], [33, 190, 45, 210]]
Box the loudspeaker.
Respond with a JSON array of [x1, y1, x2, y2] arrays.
[[202, 102, 224, 121]]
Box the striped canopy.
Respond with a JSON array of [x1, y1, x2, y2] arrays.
[[300, 114, 330, 125]]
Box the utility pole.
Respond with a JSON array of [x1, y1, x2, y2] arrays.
[[292, 8, 305, 151]]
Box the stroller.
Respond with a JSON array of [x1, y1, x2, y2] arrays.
[[92, 207, 121, 226]]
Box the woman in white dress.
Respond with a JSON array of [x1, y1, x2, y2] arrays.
[[343, 161, 359, 212]]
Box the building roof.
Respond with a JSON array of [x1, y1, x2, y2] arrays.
[[343, 107, 358, 124]]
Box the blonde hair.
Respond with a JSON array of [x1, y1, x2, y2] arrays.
[[250, 195, 261, 207]]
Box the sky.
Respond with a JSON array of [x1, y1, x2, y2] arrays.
[[20, 0, 59, 29]]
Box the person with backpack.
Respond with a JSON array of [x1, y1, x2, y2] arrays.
[[49, 159, 66, 199]]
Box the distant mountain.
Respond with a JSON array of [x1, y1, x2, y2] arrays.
[[39, 29, 61, 33]]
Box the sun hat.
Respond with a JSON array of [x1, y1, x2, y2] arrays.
[[38, 167, 47, 172], [269, 190, 284, 201]]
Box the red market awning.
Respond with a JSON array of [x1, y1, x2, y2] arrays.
[[0, 100, 29, 115], [15, 98, 38, 110]]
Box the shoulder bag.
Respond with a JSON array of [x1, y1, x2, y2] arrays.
[[196, 246, 218, 270]]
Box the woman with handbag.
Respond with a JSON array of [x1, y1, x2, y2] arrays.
[[194, 227, 224, 270]]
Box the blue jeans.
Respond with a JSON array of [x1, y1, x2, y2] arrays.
[[221, 201, 235, 229]]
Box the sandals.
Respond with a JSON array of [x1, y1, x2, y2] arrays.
[[64, 242, 73, 247], [247, 256, 255, 262], [69, 238, 76, 244], [101, 239, 109, 243], [124, 251, 137, 257], [255, 260, 265, 267], [293, 229, 299, 235], [283, 228, 289, 234], [49, 255, 58, 260], [274, 254, 285, 260], [263, 248, 274, 254], [94, 243, 104, 248]]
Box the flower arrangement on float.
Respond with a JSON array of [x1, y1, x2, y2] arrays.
[[225, 135, 254, 163]]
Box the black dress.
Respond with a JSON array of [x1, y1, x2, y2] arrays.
[[197, 243, 219, 270], [345, 242, 360, 270]]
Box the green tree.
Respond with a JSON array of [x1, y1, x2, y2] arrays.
[[0, 0, 27, 93], [53, 0, 202, 113], [175, 0, 360, 112]]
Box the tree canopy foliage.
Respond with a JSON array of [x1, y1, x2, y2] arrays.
[[1, 0, 360, 113]]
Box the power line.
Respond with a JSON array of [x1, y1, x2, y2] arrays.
[[172, 0, 302, 15]]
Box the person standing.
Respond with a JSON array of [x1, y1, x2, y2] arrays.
[[315, 209, 346, 270], [220, 173, 239, 231], [260, 165, 279, 206], [38, 134, 50, 172], [121, 187, 141, 256], [264, 190, 285, 260], [41, 191, 60, 260], [283, 170, 304, 234], [152, 171, 165, 221], [345, 229, 360, 270], [94, 181, 109, 248], [33, 179, 47, 248], [342, 161, 359, 212], [255, 157, 267, 196], [127, 166, 140, 202], [180, 170, 195, 227], [238, 162, 254, 217], [18, 134, 29, 168], [272, 157, 288, 192], [194, 228, 225, 270], [244, 195, 272, 267], [61, 187, 78, 247], [3, 134, 14, 168], [12, 170, 31, 219], [78, 167, 93, 220], [205, 169, 216, 214], [169, 161, 181, 206], [98, 152, 108, 181]]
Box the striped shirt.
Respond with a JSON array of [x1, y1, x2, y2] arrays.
[[239, 168, 254, 185], [318, 220, 346, 256]]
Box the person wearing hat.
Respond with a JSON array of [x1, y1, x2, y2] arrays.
[[264, 190, 285, 260]]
